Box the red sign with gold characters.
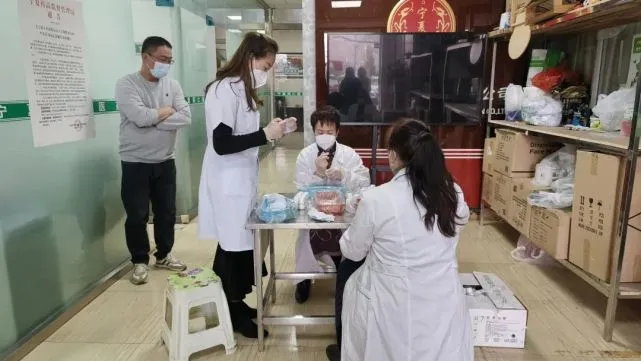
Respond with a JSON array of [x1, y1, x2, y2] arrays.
[[387, 0, 457, 33]]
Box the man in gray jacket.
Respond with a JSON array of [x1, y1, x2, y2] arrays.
[[115, 36, 191, 285]]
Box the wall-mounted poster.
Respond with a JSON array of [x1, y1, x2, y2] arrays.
[[18, 0, 95, 147], [275, 53, 303, 79]]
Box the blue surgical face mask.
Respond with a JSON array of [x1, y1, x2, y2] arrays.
[[150, 62, 170, 79]]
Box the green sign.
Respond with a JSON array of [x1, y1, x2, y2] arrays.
[[633, 37, 641, 54], [1, 96, 205, 123]]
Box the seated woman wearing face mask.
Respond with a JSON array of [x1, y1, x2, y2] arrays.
[[336, 118, 472, 361], [293, 105, 370, 304]]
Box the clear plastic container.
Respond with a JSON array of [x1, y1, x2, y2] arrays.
[[313, 191, 345, 215]]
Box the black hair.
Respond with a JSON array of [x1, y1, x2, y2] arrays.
[[386, 118, 462, 238], [141, 36, 172, 54], [204, 32, 279, 111], [311, 105, 341, 131]]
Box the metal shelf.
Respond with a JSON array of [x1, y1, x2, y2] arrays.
[[489, 0, 641, 39], [483, 11, 641, 341]]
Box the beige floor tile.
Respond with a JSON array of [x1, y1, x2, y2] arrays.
[[47, 291, 162, 344], [128, 342, 255, 361], [21, 342, 138, 361]]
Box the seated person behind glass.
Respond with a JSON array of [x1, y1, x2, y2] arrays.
[[293, 105, 370, 303]]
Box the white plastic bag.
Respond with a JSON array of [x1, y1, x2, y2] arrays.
[[511, 235, 558, 266], [592, 87, 636, 131], [532, 145, 577, 187], [522, 86, 563, 126], [528, 189, 573, 209], [505, 84, 524, 121]]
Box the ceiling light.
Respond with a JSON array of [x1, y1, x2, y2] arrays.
[[227, 15, 242, 21], [228, 29, 241, 33], [257, 30, 265, 34], [331, 0, 362, 8]]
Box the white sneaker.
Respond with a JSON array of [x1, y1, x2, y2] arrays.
[[131, 264, 149, 285], [155, 254, 187, 272]]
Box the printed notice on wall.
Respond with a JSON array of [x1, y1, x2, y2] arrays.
[[18, 0, 95, 147]]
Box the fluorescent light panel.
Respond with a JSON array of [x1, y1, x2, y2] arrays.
[[228, 29, 241, 33], [228, 15, 242, 20], [331, 0, 362, 8]]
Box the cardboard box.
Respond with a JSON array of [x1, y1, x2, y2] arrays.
[[461, 272, 527, 349], [492, 171, 512, 219], [482, 173, 494, 207], [524, 0, 577, 24], [569, 151, 641, 282], [493, 129, 559, 178], [530, 207, 571, 259], [507, 178, 541, 237], [483, 138, 496, 174]]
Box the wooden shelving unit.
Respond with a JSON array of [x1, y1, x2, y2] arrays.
[[489, 0, 641, 39], [483, 0, 641, 342]]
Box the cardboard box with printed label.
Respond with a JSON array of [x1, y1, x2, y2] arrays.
[[483, 138, 496, 174], [530, 207, 571, 259], [492, 171, 512, 219], [461, 272, 527, 349], [569, 151, 641, 282], [493, 129, 559, 178], [482, 173, 494, 207], [506, 178, 541, 237]]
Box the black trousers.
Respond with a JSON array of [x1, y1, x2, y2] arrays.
[[213, 244, 268, 301], [335, 258, 365, 346], [121, 160, 176, 264]]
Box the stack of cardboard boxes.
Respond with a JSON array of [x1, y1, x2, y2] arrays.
[[482, 129, 641, 283], [482, 129, 571, 259]]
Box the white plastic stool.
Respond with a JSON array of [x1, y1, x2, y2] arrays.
[[161, 267, 236, 360]]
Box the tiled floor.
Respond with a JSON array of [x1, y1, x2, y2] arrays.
[[21, 141, 641, 361]]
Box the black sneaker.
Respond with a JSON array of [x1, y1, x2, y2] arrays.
[[240, 301, 258, 319], [232, 315, 269, 339], [295, 279, 312, 304], [326, 344, 340, 361]]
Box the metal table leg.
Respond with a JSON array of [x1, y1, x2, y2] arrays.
[[254, 229, 265, 351], [269, 230, 276, 304]]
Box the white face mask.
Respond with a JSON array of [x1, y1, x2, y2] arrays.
[[316, 134, 336, 150], [252, 69, 268, 88], [150, 62, 170, 79]]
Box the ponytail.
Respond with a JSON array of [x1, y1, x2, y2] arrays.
[[388, 119, 461, 238]]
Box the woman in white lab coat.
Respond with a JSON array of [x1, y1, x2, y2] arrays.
[[292, 106, 370, 303], [198, 32, 291, 339], [338, 118, 472, 361]]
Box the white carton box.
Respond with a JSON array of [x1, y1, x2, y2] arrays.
[[461, 272, 528, 348]]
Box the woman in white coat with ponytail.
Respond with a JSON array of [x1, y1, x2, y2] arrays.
[[336, 118, 472, 361], [198, 32, 294, 339]]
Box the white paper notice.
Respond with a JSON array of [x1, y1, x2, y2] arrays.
[[18, 0, 95, 147]]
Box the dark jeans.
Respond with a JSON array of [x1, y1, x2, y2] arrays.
[[335, 258, 365, 346], [121, 160, 176, 264]]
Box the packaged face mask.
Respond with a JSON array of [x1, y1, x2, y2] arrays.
[[284, 117, 297, 134]]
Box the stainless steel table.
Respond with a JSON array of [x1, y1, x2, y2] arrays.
[[246, 209, 354, 351]]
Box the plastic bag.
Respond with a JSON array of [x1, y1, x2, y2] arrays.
[[505, 84, 524, 121], [511, 235, 558, 267], [532, 145, 576, 187], [522, 86, 563, 126], [592, 87, 636, 131], [528, 189, 573, 209], [531, 66, 580, 93], [257, 194, 297, 223]]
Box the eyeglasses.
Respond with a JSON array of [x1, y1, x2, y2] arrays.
[[145, 53, 174, 64]]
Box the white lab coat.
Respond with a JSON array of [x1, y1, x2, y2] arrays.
[[293, 143, 370, 277], [340, 169, 473, 361], [198, 77, 259, 251]]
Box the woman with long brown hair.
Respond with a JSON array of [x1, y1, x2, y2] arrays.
[[198, 32, 294, 339], [332, 118, 472, 361]]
